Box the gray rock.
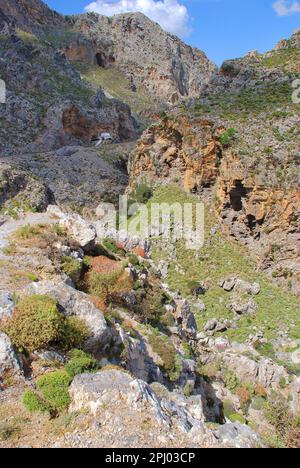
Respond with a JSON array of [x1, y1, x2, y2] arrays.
[[69, 369, 206, 433], [204, 319, 218, 332], [22, 281, 111, 357], [60, 214, 96, 250], [223, 353, 289, 391], [214, 422, 261, 448], [219, 278, 236, 292], [219, 278, 260, 295], [0, 332, 22, 383], [158, 260, 169, 279], [34, 349, 66, 364], [235, 279, 261, 296], [0, 290, 15, 320], [228, 299, 257, 315]]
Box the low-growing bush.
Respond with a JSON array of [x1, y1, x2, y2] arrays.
[[86, 267, 132, 306], [129, 184, 153, 205], [65, 349, 98, 379], [223, 370, 240, 392], [36, 371, 71, 412], [148, 331, 181, 381], [59, 316, 90, 351], [220, 128, 236, 147], [0, 295, 62, 353], [0, 295, 90, 353], [61, 256, 82, 284], [264, 395, 300, 448], [229, 413, 246, 424], [22, 390, 51, 415], [102, 238, 126, 256]]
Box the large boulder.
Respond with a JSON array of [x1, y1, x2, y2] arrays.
[[214, 422, 262, 449], [47, 206, 96, 250], [223, 352, 289, 391], [0, 332, 22, 386], [22, 280, 111, 356], [69, 369, 205, 432], [0, 162, 54, 214], [219, 278, 260, 295]]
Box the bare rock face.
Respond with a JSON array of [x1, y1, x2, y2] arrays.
[[128, 116, 222, 192], [0, 22, 137, 156], [69, 369, 204, 430], [0, 331, 22, 386], [66, 13, 216, 104], [47, 205, 97, 250], [129, 112, 300, 292], [223, 352, 289, 392], [0, 162, 54, 213], [0, 291, 15, 321], [0, 0, 64, 31]]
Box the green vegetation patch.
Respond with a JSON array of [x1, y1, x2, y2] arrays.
[[74, 63, 157, 114], [148, 186, 300, 344]]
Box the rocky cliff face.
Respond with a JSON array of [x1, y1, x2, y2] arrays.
[[0, 24, 137, 155], [129, 113, 300, 294], [61, 12, 217, 104], [0, 0, 64, 30], [128, 116, 222, 192]]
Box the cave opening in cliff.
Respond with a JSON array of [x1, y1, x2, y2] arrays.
[[95, 53, 106, 68], [229, 180, 247, 211]]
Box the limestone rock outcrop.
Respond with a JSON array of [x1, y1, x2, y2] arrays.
[[128, 116, 222, 192]]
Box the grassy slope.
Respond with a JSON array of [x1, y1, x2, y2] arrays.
[[148, 186, 300, 344], [74, 63, 157, 115]]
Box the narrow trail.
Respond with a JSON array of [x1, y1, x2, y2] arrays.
[[0, 212, 54, 259]]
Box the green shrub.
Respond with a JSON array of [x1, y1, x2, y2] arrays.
[[22, 390, 51, 414], [102, 238, 126, 255], [86, 267, 131, 305], [65, 349, 98, 379], [61, 256, 82, 284], [36, 371, 71, 412], [223, 400, 236, 419], [130, 184, 153, 204], [148, 331, 181, 380], [253, 342, 276, 360], [199, 362, 220, 381], [251, 396, 267, 411], [220, 128, 236, 146], [0, 295, 62, 353], [59, 316, 90, 351], [223, 370, 240, 392], [229, 413, 246, 424], [128, 254, 140, 266]]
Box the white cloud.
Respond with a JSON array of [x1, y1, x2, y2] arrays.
[[273, 0, 300, 16], [84, 0, 191, 37]]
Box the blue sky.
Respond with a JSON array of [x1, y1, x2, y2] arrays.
[[44, 0, 300, 65]]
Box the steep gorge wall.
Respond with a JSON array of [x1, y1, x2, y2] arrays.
[[128, 116, 300, 293]]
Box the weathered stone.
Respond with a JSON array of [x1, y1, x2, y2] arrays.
[[0, 332, 22, 384], [228, 299, 257, 315], [22, 281, 111, 356], [214, 422, 262, 448], [223, 353, 289, 391], [204, 319, 218, 332], [0, 290, 15, 320]]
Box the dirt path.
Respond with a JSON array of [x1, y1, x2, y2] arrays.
[[0, 212, 54, 259]]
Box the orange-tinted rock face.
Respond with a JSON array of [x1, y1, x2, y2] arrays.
[[129, 116, 300, 292], [128, 116, 223, 192], [62, 105, 113, 142]]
